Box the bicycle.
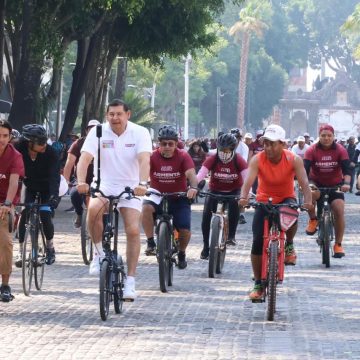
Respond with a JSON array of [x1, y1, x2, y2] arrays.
[[17, 194, 49, 296], [80, 197, 93, 265], [145, 190, 186, 293], [90, 187, 137, 321], [315, 187, 340, 268], [199, 191, 240, 278], [248, 199, 300, 321]]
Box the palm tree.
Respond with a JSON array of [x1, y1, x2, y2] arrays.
[[229, 6, 268, 129]]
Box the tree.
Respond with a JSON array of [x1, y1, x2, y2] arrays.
[[229, 4, 268, 129]]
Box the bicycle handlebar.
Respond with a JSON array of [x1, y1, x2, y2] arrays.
[[145, 190, 187, 198], [197, 191, 241, 201], [90, 186, 139, 201]]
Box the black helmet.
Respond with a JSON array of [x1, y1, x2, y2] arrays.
[[22, 124, 47, 143], [158, 125, 178, 141], [217, 133, 237, 151], [230, 128, 242, 138]]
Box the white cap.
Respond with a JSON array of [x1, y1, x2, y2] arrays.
[[261, 124, 286, 142], [244, 132, 253, 139], [87, 119, 100, 127], [256, 129, 264, 136], [304, 132, 310, 137], [297, 135, 305, 142]]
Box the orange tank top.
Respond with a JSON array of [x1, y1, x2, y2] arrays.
[[256, 149, 296, 204]]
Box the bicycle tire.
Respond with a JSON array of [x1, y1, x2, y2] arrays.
[[209, 216, 221, 278], [267, 241, 278, 321], [158, 222, 171, 292], [81, 209, 93, 265], [167, 233, 175, 287], [216, 220, 227, 274], [113, 255, 124, 314], [99, 259, 111, 321], [322, 214, 331, 268], [22, 227, 33, 296], [34, 225, 46, 290]]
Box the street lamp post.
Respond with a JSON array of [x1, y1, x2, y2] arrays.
[[184, 53, 191, 140], [56, 66, 63, 139], [216, 86, 225, 136]]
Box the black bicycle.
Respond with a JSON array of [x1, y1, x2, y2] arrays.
[[17, 194, 49, 296], [80, 203, 93, 265], [145, 190, 186, 293], [90, 187, 137, 321], [316, 187, 339, 268], [199, 192, 239, 278]]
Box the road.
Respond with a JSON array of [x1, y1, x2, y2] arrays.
[[1, 193, 360, 359]]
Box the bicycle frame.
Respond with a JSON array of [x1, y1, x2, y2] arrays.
[[209, 201, 229, 252]]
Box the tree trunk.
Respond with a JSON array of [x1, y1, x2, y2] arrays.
[[237, 31, 250, 130], [60, 35, 99, 141], [0, 0, 6, 93], [114, 57, 127, 99], [8, 0, 44, 129]]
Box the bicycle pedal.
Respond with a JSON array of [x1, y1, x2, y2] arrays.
[[251, 298, 265, 303], [123, 298, 134, 303]]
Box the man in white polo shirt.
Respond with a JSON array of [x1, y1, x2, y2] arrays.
[[77, 99, 152, 301]]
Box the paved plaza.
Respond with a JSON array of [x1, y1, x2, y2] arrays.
[[1, 194, 360, 359]]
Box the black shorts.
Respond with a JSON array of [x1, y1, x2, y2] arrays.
[[251, 197, 297, 255]]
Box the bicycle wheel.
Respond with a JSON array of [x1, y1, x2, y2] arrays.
[[81, 209, 93, 265], [34, 225, 46, 290], [99, 259, 112, 321], [322, 214, 331, 268], [209, 216, 221, 278], [167, 235, 175, 287], [113, 255, 124, 314], [267, 241, 278, 321], [22, 227, 33, 296], [216, 219, 227, 274], [157, 222, 171, 293]]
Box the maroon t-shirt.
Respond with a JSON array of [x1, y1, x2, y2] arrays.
[[304, 142, 349, 186], [68, 137, 93, 185], [150, 148, 195, 192], [0, 144, 25, 204], [248, 139, 263, 155], [203, 153, 248, 192]]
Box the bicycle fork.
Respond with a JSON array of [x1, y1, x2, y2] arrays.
[[210, 214, 225, 250]]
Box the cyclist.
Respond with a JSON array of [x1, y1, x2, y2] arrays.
[[239, 124, 313, 301], [63, 119, 100, 228], [304, 124, 351, 258], [142, 126, 198, 269], [291, 136, 309, 159], [197, 133, 248, 259], [15, 124, 60, 267], [230, 128, 249, 162], [187, 139, 207, 174], [77, 99, 152, 301], [0, 120, 24, 302]]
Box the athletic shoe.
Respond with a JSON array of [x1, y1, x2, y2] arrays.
[[333, 243, 345, 258], [0, 285, 14, 302], [249, 284, 264, 301], [177, 251, 187, 269], [15, 254, 22, 268], [239, 214, 247, 224], [45, 247, 56, 265], [123, 277, 136, 301], [144, 239, 156, 256], [74, 214, 82, 228], [226, 237, 236, 246], [284, 243, 297, 265], [306, 218, 318, 235], [200, 246, 209, 260], [89, 255, 102, 276]]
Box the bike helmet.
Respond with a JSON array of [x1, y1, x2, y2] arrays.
[[217, 133, 237, 151], [22, 124, 47, 143], [230, 128, 242, 138], [11, 129, 21, 139], [158, 125, 178, 141]]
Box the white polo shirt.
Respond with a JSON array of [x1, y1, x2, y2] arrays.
[[81, 121, 152, 195], [291, 143, 310, 159]]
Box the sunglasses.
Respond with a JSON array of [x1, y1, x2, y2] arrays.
[[34, 138, 47, 146], [160, 141, 176, 147]]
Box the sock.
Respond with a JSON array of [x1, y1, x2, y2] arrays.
[[147, 237, 155, 244], [46, 239, 54, 249], [94, 242, 104, 257], [127, 276, 135, 284]]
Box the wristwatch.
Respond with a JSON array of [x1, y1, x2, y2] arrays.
[[3, 200, 12, 207], [139, 181, 148, 187]]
